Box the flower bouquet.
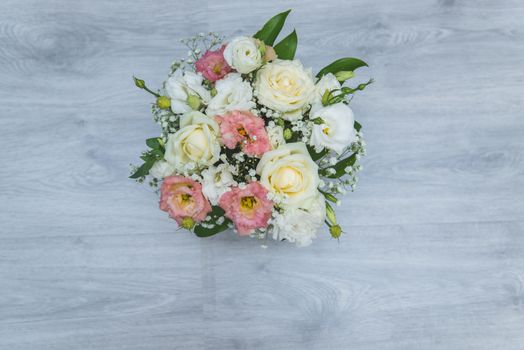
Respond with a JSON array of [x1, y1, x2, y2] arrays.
[[130, 10, 371, 246]]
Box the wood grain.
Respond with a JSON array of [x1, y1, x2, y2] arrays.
[[1, 0, 523, 349]]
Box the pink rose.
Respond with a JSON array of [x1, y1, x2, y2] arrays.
[[215, 110, 272, 157], [195, 46, 232, 82], [218, 182, 273, 235], [160, 176, 212, 226]]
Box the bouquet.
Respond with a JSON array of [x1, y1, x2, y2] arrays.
[[130, 10, 371, 246]]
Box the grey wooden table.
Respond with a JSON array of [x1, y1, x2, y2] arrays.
[[1, 0, 523, 349]]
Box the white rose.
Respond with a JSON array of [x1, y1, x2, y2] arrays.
[[223, 36, 263, 74], [205, 73, 256, 117], [164, 111, 220, 172], [312, 73, 341, 108], [254, 59, 315, 120], [256, 142, 319, 207], [310, 103, 356, 154], [201, 164, 237, 205], [165, 70, 211, 114], [149, 160, 176, 179], [271, 191, 326, 246]]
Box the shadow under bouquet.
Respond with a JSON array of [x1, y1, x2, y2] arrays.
[[130, 10, 371, 246]]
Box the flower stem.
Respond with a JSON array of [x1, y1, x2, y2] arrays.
[[143, 86, 160, 98]]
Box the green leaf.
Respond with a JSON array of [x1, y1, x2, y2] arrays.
[[316, 57, 368, 79], [273, 29, 297, 60], [150, 149, 164, 160], [130, 146, 164, 179], [307, 145, 329, 161], [146, 137, 161, 150], [193, 206, 230, 237], [253, 9, 291, 46], [326, 153, 357, 179], [140, 149, 163, 161], [129, 158, 155, 179], [194, 224, 229, 237], [354, 120, 362, 132]]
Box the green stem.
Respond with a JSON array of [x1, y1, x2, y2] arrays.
[[143, 85, 160, 98]]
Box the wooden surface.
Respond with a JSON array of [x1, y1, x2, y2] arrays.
[[1, 0, 524, 349]]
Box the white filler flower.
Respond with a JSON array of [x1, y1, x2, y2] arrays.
[[149, 160, 176, 179], [266, 123, 285, 149], [310, 103, 356, 154], [223, 36, 263, 74], [206, 73, 255, 117], [201, 164, 237, 205], [254, 59, 315, 120], [272, 191, 326, 246], [165, 70, 211, 114]]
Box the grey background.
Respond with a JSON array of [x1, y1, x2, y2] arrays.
[[1, 0, 523, 349]]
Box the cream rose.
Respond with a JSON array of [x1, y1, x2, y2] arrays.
[[164, 111, 220, 172], [254, 59, 315, 120], [223, 36, 263, 74], [310, 103, 356, 154], [256, 142, 319, 207]]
